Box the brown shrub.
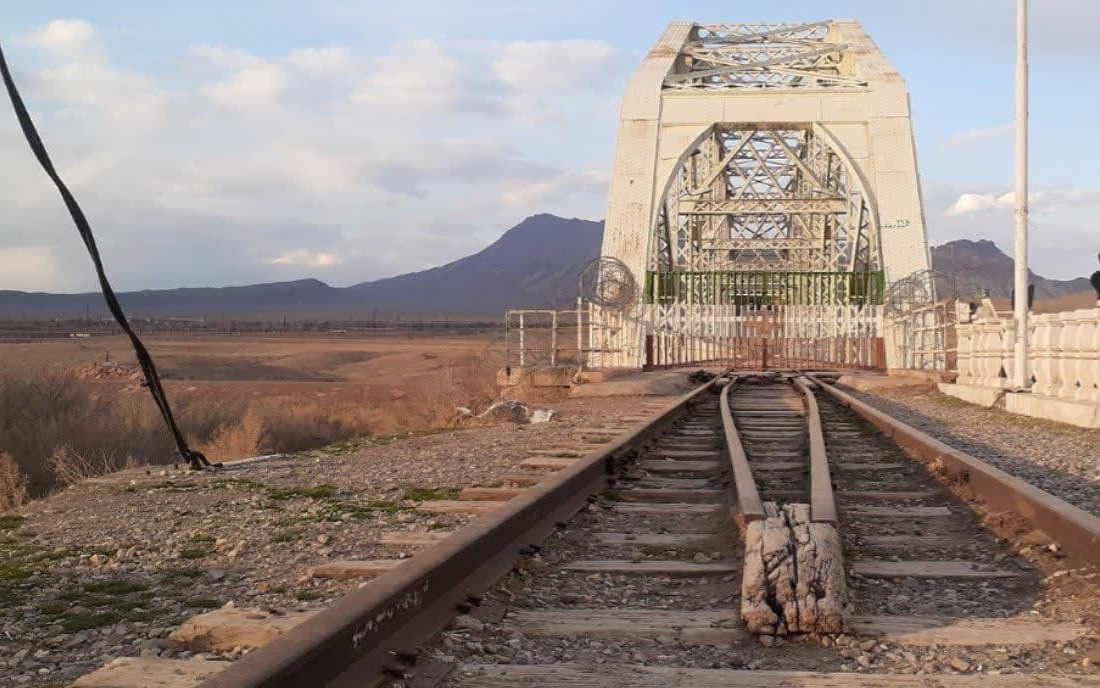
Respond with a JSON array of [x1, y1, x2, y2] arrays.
[[193, 408, 264, 462], [0, 451, 28, 513], [0, 368, 233, 496]]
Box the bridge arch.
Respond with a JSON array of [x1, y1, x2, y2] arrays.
[[647, 122, 883, 307]]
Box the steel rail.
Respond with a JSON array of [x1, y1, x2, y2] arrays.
[[795, 376, 837, 523], [810, 375, 1100, 569], [196, 376, 721, 688], [719, 376, 764, 521]]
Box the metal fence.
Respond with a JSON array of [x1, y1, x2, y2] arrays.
[[504, 307, 588, 369]]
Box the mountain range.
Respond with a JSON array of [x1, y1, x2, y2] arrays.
[[0, 214, 1091, 319]]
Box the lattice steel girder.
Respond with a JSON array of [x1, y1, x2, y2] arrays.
[[705, 239, 818, 250], [666, 22, 863, 91], [679, 198, 848, 215], [594, 19, 931, 371]]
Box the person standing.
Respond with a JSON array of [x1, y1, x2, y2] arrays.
[[1092, 252, 1100, 305]]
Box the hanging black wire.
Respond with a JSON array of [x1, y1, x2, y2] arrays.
[[0, 41, 217, 471]]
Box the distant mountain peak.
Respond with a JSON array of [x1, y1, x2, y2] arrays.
[[1, 217, 1091, 319]]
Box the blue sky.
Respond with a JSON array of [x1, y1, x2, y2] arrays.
[[1, 1, 1097, 291]]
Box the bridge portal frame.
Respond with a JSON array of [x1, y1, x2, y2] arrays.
[[593, 20, 931, 370]]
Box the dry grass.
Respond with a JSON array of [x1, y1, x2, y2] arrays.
[[0, 451, 28, 513], [0, 344, 503, 498]]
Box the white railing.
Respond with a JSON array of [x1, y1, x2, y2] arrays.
[[955, 301, 1100, 402], [884, 300, 958, 371]]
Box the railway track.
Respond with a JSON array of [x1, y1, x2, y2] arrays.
[[152, 372, 1100, 688]]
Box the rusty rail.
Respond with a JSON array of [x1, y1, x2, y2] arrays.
[[811, 375, 1100, 569], [795, 376, 837, 524], [196, 376, 720, 688], [719, 376, 764, 521]]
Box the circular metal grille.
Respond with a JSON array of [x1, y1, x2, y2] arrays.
[[579, 256, 638, 310]]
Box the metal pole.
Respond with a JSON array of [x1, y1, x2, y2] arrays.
[[518, 312, 526, 368], [550, 311, 558, 367], [576, 297, 584, 369], [1012, 0, 1030, 389]]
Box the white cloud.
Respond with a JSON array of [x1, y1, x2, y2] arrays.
[[28, 19, 96, 56], [269, 250, 343, 268], [0, 246, 58, 290], [192, 45, 286, 111], [25, 21, 168, 127], [927, 183, 1100, 280], [494, 40, 616, 95], [1, 19, 614, 293], [502, 167, 608, 209], [944, 188, 1100, 217], [944, 124, 1013, 149], [945, 192, 1013, 216]]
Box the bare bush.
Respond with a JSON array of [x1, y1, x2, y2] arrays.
[[0, 451, 28, 513], [194, 408, 264, 462], [48, 446, 106, 488]]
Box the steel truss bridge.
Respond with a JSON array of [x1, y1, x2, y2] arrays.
[[590, 21, 932, 371]]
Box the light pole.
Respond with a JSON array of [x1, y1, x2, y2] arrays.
[[1012, 0, 1030, 390]]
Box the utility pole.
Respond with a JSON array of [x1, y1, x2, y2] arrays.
[[1012, 0, 1031, 390]]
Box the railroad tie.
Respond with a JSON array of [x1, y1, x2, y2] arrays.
[[450, 664, 1100, 686], [649, 449, 720, 459], [169, 608, 317, 653], [562, 559, 739, 577], [379, 531, 453, 547], [835, 462, 908, 472], [611, 501, 724, 515], [459, 486, 526, 501], [626, 476, 715, 489], [413, 500, 502, 515], [527, 448, 583, 457], [850, 615, 1089, 646], [616, 487, 725, 503], [309, 559, 405, 580], [492, 471, 546, 486], [591, 532, 719, 547], [520, 457, 576, 471], [638, 459, 721, 474], [850, 560, 1019, 579], [68, 657, 227, 687], [858, 533, 969, 549], [845, 506, 952, 518], [506, 608, 744, 645]]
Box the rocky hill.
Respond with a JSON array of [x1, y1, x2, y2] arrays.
[[930, 239, 1090, 300]]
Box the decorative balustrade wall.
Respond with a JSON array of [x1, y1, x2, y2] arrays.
[[954, 303, 1100, 404]]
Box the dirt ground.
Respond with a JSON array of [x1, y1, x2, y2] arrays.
[[0, 386, 683, 686], [0, 334, 498, 395], [0, 334, 516, 499]]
